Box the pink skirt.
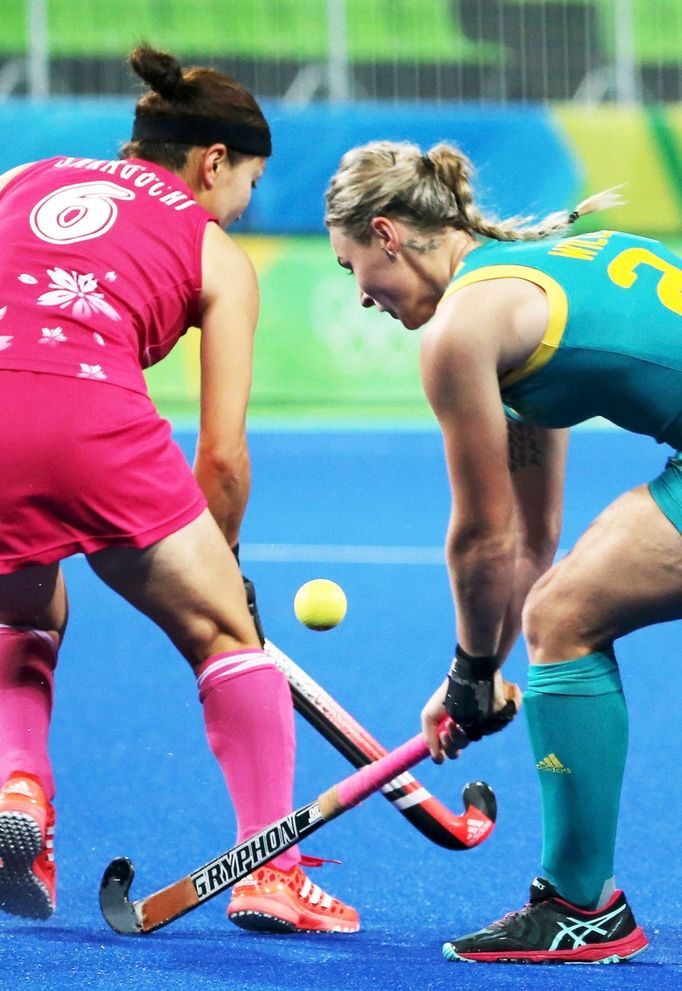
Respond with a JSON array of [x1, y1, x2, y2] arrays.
[[0, 370, 207, 573]]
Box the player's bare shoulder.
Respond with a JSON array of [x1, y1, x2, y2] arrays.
[[0, 162, 34, 196], [421, 280, 499, 382], [200, 222, 259, 308], [423, 274, 547, 387]]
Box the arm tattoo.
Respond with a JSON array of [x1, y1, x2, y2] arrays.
[[507, 421, 542, 473]]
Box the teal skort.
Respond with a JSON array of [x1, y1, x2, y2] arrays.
[[649, 452, 682, 535]]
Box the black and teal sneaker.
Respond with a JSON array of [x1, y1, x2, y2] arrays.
[[443, 877, 648, 964]]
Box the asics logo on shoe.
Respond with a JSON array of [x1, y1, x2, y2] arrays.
[[549, 904, 626, 951], [442, 878, 648, 964], [536, 753, 571, 773]]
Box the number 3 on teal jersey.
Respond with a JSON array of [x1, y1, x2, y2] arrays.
[[608, 247, 682, 316]]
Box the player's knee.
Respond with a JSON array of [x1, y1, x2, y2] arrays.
[[0, 623, 62, 656], [0, 614, 67, 649], [182, 620, 260, 667], [52, 614, 68, 647], [45, 628, 64, 651], [522, 572, 587, 661]]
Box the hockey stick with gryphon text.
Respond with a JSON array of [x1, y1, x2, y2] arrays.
[[100, 721, 477, 935]]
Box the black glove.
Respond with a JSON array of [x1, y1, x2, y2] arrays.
[[445, 645, 516, 742], [231, 543, 265, 647]]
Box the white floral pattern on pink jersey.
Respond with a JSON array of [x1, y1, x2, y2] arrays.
[[39, 327, 68, 346], [77, 363, 107, 380], [37, 267, 121, 321], [0, 158, 212, 394]]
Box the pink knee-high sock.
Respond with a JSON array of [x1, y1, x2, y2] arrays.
[[197, 649, 300, 871], [0, 625, 56, 800]]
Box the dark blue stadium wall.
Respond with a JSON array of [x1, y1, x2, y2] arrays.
[[3, 98, 581, 231]]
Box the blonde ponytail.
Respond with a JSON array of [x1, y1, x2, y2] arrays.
[[325, 139, 625, 243]]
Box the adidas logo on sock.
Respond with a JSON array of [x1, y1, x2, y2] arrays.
[[536, 753, 572, 774]]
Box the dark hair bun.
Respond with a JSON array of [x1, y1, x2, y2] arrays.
[[129, 45, 187, 100]]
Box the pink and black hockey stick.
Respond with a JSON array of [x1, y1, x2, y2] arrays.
[[265, 640, 496, 850], [100, 722, 479, 935]]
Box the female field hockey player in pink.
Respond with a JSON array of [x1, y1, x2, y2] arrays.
[[324, 138, 682, 963], [0, 45, 358, 935]]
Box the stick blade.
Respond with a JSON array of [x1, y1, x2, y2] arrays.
[[99, 857, 143, 935], [463, 780, 497, 822], [459, 780, 497, 847]]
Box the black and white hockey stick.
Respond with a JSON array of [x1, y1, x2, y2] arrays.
[[101, 724, 462, 935], [265, 640, 496, 850]]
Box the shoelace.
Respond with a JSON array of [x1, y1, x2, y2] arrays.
[[298, 873, 333, 909], [296, 856, 344, 910], [299, 854, 342, 868], [233, 853, 345, 911], [491, 902, 536, 928]]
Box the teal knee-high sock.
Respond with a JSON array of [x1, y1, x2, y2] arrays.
[[524, 650, 628, 909]]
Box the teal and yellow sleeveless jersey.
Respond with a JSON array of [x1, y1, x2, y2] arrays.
[[443, 231, 682, 449]]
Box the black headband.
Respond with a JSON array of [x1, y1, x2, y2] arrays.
[[132, 113, 272, 157]]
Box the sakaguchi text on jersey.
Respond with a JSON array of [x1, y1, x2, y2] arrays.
[[53, 157, 197, 211]]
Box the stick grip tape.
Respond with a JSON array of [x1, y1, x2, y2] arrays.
[[332, 731, 429, 811]]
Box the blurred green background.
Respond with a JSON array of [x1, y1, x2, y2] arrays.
[[3, 0, 682, 421]]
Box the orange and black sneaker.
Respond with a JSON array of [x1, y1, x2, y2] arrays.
[[0, 772, 56, 919], [227, 858, 360, 934]]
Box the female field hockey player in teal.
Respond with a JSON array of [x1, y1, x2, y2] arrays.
[[325, 139, 682, 964]]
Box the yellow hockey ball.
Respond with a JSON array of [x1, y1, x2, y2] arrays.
[[294, 579, 347, 631]]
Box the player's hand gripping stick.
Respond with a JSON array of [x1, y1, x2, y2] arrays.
[[445, 645, 517, 741], [265, 640, 497, 850]]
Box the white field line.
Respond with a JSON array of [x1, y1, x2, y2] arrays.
[[242, 543, 444, 565], [242, 543, 568, 566]]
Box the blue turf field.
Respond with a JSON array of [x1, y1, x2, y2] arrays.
[[0, 426, 680, 991]]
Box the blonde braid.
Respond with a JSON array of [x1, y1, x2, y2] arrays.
[[325, 140, 461, 241], [325, 139, 625, 243]]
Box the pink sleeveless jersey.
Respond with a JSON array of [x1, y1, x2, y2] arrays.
[[0, 156, 216, 393]]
